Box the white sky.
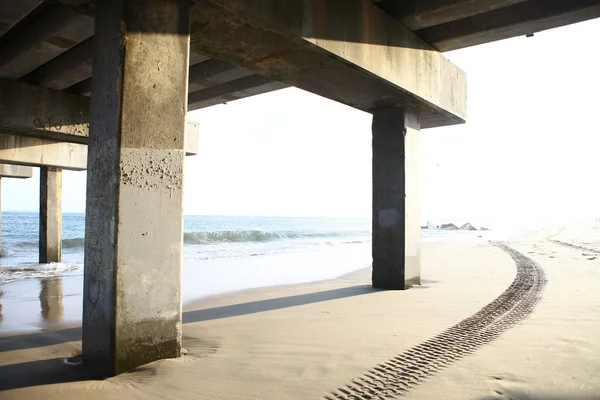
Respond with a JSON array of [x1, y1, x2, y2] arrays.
[[2, 18, 599, 229]]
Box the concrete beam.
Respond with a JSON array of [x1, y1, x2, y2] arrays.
[[57, 53, 211, 96], [0, 126, 195, 170], [0, 79, 199, 154], [0, 0, 43, 39], [0, 121, 195, 171], [83, 0, 190, 377], [188, 0, 467, 128], [0, 163, 33, 178], [0, 133, 87, 170], [416, 0, 600, 52], [66, 77, 92, 96], [375, 0, 527, 30], [20, 38, 213, 93], [21, 36, 94, 90], [185, 121, 199, 156], [39, 167, 62, 263], [188, 58, 254, 92], [0, 78, 89, 144], [372, 107, 420, 290], [188, 75, 288, 111], [0, 4, 94, 79]]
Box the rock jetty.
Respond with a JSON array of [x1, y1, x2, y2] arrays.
[[460, 222, 477, 231], [440, 223, 459, 230]]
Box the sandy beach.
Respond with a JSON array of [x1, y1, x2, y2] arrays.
[[1, 227, 599, 399]]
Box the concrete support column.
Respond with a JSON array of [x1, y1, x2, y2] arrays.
[[372, 107, 421, 290], [82, 0, 190, 377], [39, 167, 62, 263], [0, 177, 2, 255]]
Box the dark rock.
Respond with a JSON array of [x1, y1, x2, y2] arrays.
[[440, 223, 459, 230], [421, 221, 438, 230], [460, 222, 477, 231]]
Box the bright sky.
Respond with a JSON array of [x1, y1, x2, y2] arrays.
[[2, 18, 599, 229]]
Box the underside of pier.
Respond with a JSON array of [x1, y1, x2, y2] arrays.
[[0, 0, 598, 377]]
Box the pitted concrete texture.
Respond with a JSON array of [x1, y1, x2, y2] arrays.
[[120, 149, 184, 191], [82, 0, 189, 377]]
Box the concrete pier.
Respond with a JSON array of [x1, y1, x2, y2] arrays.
[[82, 0, 190, 377], [0, 164, 34, 179], [0, 133, 87, 170], [0, 177, 2, 254], [39, 167, 62, 263], [372, 107, 421, 290]]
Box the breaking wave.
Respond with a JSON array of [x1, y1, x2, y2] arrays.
[[0, 261, 83, 285], [13, 238, 86, 249], [183, 230, 368, 244], [9, 230, 369, 248]]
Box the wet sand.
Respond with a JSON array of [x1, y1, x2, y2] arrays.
[[0, 244, 372, 335], [1, 231, 599, 399]]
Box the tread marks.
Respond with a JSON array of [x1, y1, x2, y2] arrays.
[[549, 239, 600, 254], [324, 242, 546, 399]]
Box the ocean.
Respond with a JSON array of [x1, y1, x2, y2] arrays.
[[0, 212, 500, 287], [0, 212, 512, 332], [0, 212, 373, 285]]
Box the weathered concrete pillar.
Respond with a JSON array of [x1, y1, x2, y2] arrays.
[[82, 0, 190, 377], [372, 107, 421, 290], [39, 167, 62, 263], [0, 177, 2, 255]]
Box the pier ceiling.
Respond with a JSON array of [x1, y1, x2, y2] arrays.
[[1, 0, 598, 128]]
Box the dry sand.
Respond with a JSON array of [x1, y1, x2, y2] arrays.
[[1, 229, 599, 399]]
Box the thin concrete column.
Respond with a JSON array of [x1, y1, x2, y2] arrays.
[[39, 167, 62, 263], [82, 0, 190, 377], [0, 177, 2, 255], [372, 107, 421, 290]]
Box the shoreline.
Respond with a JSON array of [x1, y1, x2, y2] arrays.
[[0, 238, 517, 398], [0, 234, 503, 337], [0, 243, 374, 336], [2, 228, 599, 399], [0, 233, 519, 336]]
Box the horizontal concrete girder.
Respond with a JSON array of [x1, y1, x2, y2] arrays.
[[374, 0, 528, 30], [0, 163, 33, 178], [185, 121, 199, 156], [188, 0, 467, 128], [415, 0, 600, 52], [0, 0, 42, 39], [0, 133, 87, 170], [48, 0, 465, 126], [0, 79, 200, 154], [0, 78, 88, 143], [0, 4, 94, 80], [0, 124, 197, 170]]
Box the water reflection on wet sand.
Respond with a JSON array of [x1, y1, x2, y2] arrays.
[[0, 275, 82, 334], [39, 277, 64, 324]]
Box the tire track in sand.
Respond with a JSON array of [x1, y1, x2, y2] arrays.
[[549, 239, 600, 254], [323, 242, 546, 400]]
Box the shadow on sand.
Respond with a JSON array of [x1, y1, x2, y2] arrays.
[[0, 284, 376, 391], [183, 284, 377, 323], [0, 357, 92, 392]]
